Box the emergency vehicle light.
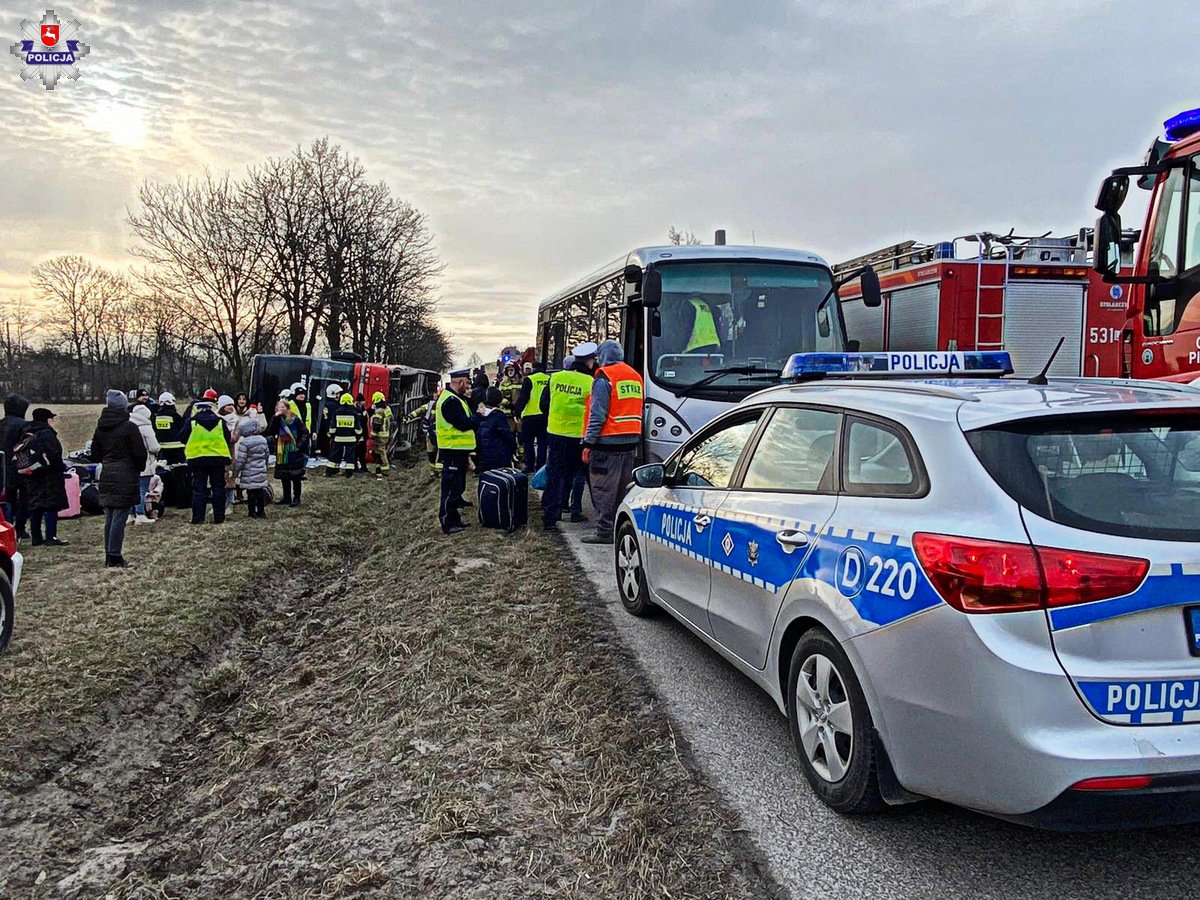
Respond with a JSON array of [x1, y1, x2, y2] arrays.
[[782, 351, 1014, 380], [1165, 107, 1200, 142]]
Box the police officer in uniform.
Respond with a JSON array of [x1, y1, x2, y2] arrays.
[[515, 362, 549, 474], [540, 342, 596, 531], [581, 340, 644, 545], [435, 369, 478, 535]]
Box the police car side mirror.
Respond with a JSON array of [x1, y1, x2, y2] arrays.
[[633, 463, 665, 489]]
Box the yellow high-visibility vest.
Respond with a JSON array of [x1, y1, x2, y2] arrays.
[[684, 298, 720, 352], [523, 372, 549, 418], [546, 370, 593, 438], [184, 421, 230, 460], [435, 391, 476, 451]]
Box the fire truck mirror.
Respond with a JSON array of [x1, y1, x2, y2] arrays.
[[860, 268, 882, 308], [1096, 173, 1130, 214], [1094, 213, 1123, 280]]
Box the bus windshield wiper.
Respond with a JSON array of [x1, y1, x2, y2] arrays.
[[677, 365, 779, 397]]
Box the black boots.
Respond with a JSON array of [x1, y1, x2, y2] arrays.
[[105, 554, 127, 568]]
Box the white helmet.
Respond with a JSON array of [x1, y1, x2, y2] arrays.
[[290, 382, 306, 394], [279, 388, 294, 399], [158, 391, 176, 405], [326, 383, 342, 400]]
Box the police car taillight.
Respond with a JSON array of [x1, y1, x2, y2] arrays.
[[912, 534, 1148, 614]]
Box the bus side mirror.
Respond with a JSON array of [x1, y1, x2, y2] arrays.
[[860, 268, 882, 308], [1094, 213, 1123, 280], [1096, 173, 1130, 215], [623, 263, 643, 286], [642, 269, 662, 308]]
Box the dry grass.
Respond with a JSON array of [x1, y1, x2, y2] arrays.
[[1, 460, 772, 898]]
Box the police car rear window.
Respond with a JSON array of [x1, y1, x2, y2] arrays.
[[967, 411, 1200, 541]]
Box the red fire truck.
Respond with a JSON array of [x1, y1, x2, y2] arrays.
[[1093, 106, 1200, 381], [835, 230, 1137, 378], [840, 107, 1200, 382]]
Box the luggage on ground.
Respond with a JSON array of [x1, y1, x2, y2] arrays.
[[477, 467, 528, 532], [158, 463, 193, 510], [62, 470, 81, 519], [80, 482, 102, 515]]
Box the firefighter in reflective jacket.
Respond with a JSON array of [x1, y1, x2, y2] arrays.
[[435, 370, 477, 535], [326, 392, 361, 477], [154, 391, 186, 465], [581, 340, 644, 544], [367, 391, 392, 477], [288, 383, 314, 434]]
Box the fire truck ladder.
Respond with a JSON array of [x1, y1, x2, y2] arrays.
[[968, 233, 1012, 352]]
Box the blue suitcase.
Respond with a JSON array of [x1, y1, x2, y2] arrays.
[[477, 468, 528, 532]]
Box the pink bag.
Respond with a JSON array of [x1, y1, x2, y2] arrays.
[[62, 469, 82, 519]]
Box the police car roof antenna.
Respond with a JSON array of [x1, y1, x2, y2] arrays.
[[1027, 337, 1065, 386]]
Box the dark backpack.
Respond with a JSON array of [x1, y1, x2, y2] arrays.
[[11, 434, 35, 471]]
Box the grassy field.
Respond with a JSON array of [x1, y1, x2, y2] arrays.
[[0, 415, 775, 898]]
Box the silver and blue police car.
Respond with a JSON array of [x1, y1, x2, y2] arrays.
[[614, 350, 1200, 829]]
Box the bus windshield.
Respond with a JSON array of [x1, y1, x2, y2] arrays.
[[649, 262, 843, 391]]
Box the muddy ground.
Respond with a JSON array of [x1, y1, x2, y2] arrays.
[[0, 465, 779, 898]]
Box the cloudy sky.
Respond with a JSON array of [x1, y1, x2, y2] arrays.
[[0, 0, 1193, 364]]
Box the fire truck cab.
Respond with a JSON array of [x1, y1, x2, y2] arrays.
[[1094, 107, 1200, 381]]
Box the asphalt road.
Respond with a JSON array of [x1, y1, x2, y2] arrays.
[[562, 524, 1200, 900]]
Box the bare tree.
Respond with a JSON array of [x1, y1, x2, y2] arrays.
[[129, 172, 280, 386], [667, 226, 702, 246]]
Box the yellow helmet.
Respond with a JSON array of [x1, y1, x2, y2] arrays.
[[372, 391, 386, 405], [340, 392, 354, 405]]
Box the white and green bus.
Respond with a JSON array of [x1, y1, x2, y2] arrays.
[[534, 242, 880, 461]]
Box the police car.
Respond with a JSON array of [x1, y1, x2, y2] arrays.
[[614, 350, 1200, 829]]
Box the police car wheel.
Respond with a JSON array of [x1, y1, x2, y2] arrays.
[[0, 571, 13, 654], [787, 631, 884, 814], [615, 522, 653, 617]]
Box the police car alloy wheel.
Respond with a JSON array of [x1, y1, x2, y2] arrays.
[[787, 631, 884, 814], [615, 522, 653, 617], [0, 571, 12, 654]]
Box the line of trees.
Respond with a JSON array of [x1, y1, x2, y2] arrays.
[[0, 139, 453, 402]]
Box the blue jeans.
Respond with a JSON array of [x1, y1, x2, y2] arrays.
[[135, 473, 152, 515]]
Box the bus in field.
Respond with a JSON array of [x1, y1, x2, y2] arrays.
[[534, 239, 881, 461]]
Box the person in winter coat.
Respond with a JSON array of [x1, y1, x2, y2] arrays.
[[18, 408, 70, 546], [128, 404, 161, 524], [218, 393, 240, 513], [89, 390, 148, 567], [180, 398, 232, 525], [476, 387, 517, 474], [0, 394, 31, 537], [153, 392, 186, 465], [267, 399, 308, 506], [234, 418, 271, 519]]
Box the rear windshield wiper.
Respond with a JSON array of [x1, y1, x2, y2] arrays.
[[677, 365, 779, 397]]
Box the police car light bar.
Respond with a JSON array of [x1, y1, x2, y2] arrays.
[[782, 351, 1014, 380]]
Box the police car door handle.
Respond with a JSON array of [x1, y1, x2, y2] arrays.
[[693, 514, 712, 527], [776, 529, 810, 552]]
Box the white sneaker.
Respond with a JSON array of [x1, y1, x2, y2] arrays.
[[135, 514, 154, 525]]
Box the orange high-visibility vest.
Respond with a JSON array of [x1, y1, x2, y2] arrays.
[[584, 361, 644, 439]]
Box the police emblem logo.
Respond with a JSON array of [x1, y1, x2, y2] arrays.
[[10, 9, 90, 90], [748, 540, 759, 567]]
